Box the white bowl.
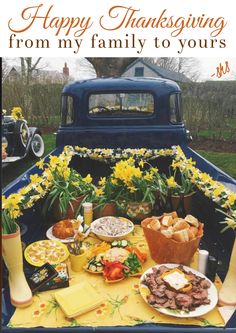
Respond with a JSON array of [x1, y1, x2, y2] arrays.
[[90, 216, 134, 242]]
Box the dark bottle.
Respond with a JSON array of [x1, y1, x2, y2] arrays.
[[206, 255, 218, 282]]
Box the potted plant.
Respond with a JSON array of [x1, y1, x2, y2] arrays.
[[68, 232, 87, 272], [217, 208, 236, 306], [166, 160, 196, 214], [111, 158, 156, 220], [2, 195, 33, 308], [42, 155, 95, 221], [148, 166, 168, 210], [93, 176, 122, 218]]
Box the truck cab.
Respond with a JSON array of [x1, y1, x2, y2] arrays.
[[57, 77, 189, 149]]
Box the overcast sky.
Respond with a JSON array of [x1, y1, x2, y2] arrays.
[[4, 57, 236, 81]]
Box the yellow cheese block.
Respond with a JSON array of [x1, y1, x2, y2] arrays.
[[54, 282, 104, 318]]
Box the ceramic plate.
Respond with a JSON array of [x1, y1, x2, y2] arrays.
[[46, 224, 90, 243], [139, 263, 218, 318], [24, 240, 69, 267]]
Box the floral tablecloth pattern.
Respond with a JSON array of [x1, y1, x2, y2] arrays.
[[9, 226, 225, 328]]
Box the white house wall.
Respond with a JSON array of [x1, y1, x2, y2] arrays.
[[122, 60, 161, 78]]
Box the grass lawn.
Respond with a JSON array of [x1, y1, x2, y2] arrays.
[[2, 134, 56, 188], [196, 150, 236, 179], [2, 134, 236, 188]]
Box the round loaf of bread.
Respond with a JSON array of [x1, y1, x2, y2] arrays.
[[52, 220, 75, 239]]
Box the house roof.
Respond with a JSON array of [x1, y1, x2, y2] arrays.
[[123, 59, 191, 83], [3, 65, 72, 82]]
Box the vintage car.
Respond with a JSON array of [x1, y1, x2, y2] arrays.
[[2, 114, 45, 166], [2, 78, 236, 332]]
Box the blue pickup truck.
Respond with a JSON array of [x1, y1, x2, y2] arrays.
[[2, 77, 236, 333]]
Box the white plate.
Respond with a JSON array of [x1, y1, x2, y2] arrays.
[[90, 216, 134, 242], [139, 263, 218, 318], [46, 224, 90, 243]]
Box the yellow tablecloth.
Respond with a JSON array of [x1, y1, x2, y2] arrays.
[[9, 226, 225, 328]]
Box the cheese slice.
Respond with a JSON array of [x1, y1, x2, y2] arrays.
[[162, 270, 189, 290]]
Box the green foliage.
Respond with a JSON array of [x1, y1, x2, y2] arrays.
[[196, 150, 236, 179], [3, 80, 236, 140], [2, 134, 55, 188], [2, 81, 63, 127], [180, 81, 236, 141]]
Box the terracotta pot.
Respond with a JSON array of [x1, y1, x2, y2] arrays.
[[155, 190, 166, 210], [94, 203, 117, 219], [141, 216, 203, 265], [126, 202, 152, 221], [2, 225, 33, 307], [219, 237, 236, 306], [171, 192, 195, 215], [53, 195, 85, 222], [70, 248, 88, 272], [67, 195, 85, 219]]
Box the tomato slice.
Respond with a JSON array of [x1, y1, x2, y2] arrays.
[[102, 260, 129, 280]]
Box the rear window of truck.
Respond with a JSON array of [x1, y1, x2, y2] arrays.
[[88, 93, 154, 117]]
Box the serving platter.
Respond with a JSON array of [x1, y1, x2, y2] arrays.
[[90, 216, 134, 242], [139, 263, 218, 318], [24, 240, 70, 267], [46, 224, 90, 243]]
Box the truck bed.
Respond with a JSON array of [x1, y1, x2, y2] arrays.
[[2, 144, 236, 332]]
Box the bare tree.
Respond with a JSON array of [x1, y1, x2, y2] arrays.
[[86, 58, 137, 77], [2, 58, 9, 80], [20, 57, 43, 84], [74, 58, 96, 78], [143, 57, 200, 81]]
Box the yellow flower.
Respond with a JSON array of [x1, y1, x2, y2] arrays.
[[98, 177, 106, 187], [139, 160, 144, 168], [83, 174, 93, 184], [72, 181, 80, 187], [224, 193, 236, 207], [95, 188, 104, 197], [111, 178, 118, 185], [36, 159, 44, 170], [9, 209, 22, 219], [49, 155, 60, 167], [128, 186, 136, 193], [35, 185, 44, 195], [171, 160, 182, 170], [11, 107, 24, 120], [3, 194, 23, 210], [167, 176, 178, 188], [18, 185, 31, 196], [62, 168, 71, 180], [30, 174, 43, 184], [43, 168, 53, 181], [144, 172, 153, 181], [212, 187, 225, 197], [150, 167, 159, 174], [2, 195, 6, 208]]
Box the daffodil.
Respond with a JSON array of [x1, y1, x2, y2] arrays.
[[144, 172, 153, 181], [11, 106, 24, 120], [30, 174, 43, 185], [139, 160, 144, 168], [36, 159, 44, 170], [167, 176, 178, 188], [111, 178, 118, 185], [95, 188, 104, 197], [128, 186, 136, 193], [98, 177, 106, 187], [83, 174, 93, 184]]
